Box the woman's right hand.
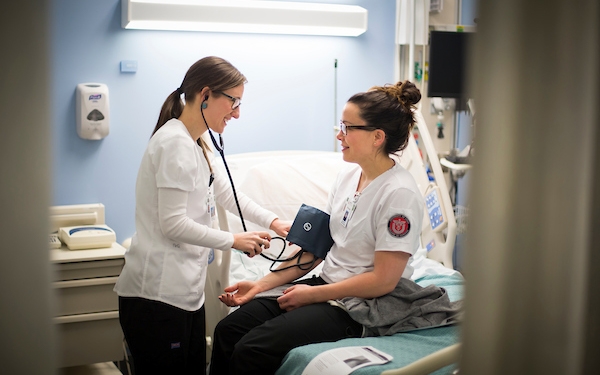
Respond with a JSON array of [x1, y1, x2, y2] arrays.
[[232, 231, 271, 257], [219, 281, 262, 307]]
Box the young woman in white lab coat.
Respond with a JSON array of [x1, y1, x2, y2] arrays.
[[114, 56, 290, 375], [209, 81, 425, 375]]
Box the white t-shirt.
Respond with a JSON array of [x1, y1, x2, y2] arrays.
[[320, 162, 424, 284], [114, 119, 277, 311]]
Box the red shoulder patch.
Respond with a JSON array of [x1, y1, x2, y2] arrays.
[[388, 214, 411, 237]]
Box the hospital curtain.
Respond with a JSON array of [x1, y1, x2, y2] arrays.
[[0, 1, 56, 374], [461, 0, 599, 374]]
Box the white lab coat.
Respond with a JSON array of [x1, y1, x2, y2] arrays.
[[114, 119, 277, 311]]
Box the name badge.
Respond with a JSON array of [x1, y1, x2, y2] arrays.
[[206, 187, 216, 221], [340, 193, 360, 228]]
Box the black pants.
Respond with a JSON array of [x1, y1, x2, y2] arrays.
[[119, 296, 206, 375], [208, 277, 362, 375]]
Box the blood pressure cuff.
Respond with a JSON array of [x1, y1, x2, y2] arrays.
[[286, 204, 334, 259]]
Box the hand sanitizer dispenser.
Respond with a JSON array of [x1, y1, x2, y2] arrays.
[[76, 83, 110, 140]]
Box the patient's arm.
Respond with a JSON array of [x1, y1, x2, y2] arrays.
[[276, 250, 408, 311], [219, 248, 322, 307]]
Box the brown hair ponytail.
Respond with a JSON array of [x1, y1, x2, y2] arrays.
[[153, 90, 184, 137]]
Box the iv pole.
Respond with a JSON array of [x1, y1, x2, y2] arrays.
[[334, 58, 339, 152]]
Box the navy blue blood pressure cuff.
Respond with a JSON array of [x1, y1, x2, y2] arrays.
[[286, 204, 334, 259]]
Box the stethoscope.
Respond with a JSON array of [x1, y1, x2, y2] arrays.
[[200, 99, 317, 272]]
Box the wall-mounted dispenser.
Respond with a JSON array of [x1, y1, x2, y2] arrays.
[[76, 83, 110, 140]]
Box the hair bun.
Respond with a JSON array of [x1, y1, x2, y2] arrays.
[[372, 81, 421, 110], [396, 81, 421, 107]]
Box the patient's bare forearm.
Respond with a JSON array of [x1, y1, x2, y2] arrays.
[[257, 250, 322, 292]]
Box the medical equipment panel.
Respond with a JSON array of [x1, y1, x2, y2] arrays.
[[425, 186, 448, 232], [59, 224, 116, 250], [410, 110, 457, 267]]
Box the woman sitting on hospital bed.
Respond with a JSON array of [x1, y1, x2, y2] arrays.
[[209, 81, 456, 375]]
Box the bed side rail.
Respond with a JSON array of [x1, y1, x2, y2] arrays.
[[380, 343, 460, 375]]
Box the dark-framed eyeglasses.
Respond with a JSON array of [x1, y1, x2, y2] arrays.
[[220, 92, 241, 110], [339, 120, 380, 136]]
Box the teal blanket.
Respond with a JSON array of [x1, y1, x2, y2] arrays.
[[275, 273, 464, 375]]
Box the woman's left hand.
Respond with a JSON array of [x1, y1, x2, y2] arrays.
[[219, 281, 261, 307], [277, 284, 315, 311], [270, 219, 292, 237]]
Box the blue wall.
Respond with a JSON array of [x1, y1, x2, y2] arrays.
[[50, 0, 397, 243]]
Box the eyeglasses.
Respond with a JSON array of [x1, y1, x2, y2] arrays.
[[339, 121, 380, 136], [220, 92, 241, 110]]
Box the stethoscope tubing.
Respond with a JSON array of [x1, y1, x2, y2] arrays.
[[200, 104, 314, 269]]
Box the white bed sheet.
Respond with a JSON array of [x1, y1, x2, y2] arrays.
[[229, 246, 458, 288]]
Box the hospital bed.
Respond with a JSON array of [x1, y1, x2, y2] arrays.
[[205, 110, 463, 374]]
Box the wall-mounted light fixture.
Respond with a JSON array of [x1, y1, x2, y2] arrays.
[[121, 0, 368, 37]]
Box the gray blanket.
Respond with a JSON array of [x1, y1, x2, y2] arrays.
[[332, 278, 463, 337], [255, 277, 463, 337]]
